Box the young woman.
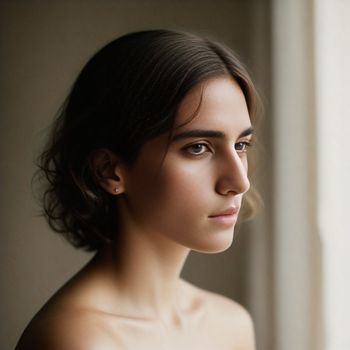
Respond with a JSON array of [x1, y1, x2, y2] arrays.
[[16, 29, 260, 350]]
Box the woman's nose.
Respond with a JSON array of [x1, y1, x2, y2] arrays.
[[215, 150, 250, 196]]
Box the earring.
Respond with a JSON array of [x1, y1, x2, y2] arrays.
[[114, 187, 120, 194]]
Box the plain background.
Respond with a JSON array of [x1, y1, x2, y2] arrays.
[[0, 1, 272, 349]]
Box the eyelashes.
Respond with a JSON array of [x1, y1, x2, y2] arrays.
[[235, 140, 252, 153], [183, 140, 253, 156], [185, 143, 210, 155]]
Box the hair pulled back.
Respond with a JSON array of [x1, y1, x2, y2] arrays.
[[37, 29, 261, 251]]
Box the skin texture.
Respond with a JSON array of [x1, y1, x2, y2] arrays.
[[16, 77, 256, 350]]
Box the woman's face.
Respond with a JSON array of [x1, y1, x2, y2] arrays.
[[118, 77, 253, 253]]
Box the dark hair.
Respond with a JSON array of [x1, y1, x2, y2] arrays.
[[36, 29, 261, 251]]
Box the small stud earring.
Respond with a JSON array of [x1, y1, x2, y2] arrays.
[[114, 188, 119, 194]]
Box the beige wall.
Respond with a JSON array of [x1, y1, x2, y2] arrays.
[[0, 1, 271, 349]]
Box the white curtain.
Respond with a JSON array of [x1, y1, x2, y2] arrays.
[[315, 0, 350, 349], [270, 0, 350, 349]]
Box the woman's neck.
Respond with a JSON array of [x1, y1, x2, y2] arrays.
[[91, 227, 191, 327]]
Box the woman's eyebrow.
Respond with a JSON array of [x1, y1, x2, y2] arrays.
[[238, 127, 254, 138], [171, 126, 254, 142]]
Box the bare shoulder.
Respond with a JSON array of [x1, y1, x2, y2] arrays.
[[15, 308, 119, 350], [207, 289, 254, 325], [180, 278, 254, 325], [205, 291, 256, 349], [180, 279, 256, 349]]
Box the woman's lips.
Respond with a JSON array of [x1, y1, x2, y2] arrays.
[[208, 206, 239, 224]]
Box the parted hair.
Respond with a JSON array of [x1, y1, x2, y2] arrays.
[[36, 29, 262, 251]]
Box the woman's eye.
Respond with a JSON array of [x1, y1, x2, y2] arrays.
[[184, 143, 210, 155], [235, 141, 252, 153]]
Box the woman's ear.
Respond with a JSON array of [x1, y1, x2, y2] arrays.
[[89, 149, 126, 195]]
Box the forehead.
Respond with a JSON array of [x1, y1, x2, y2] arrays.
[[173, 77, 251, 138]]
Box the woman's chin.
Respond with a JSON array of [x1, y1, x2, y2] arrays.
[[191, 231, 235, 254]]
